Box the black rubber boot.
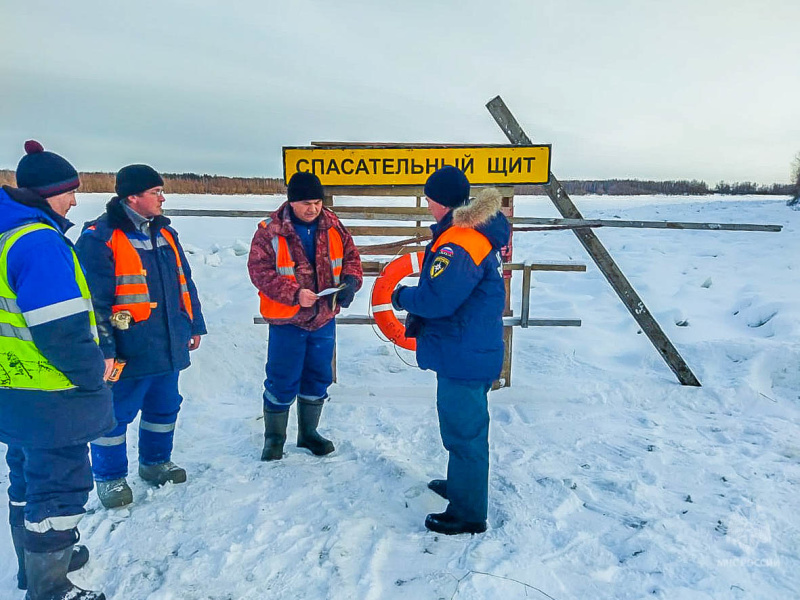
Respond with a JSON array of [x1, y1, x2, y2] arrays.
[[427, 479, 448, 500], [261, 409, 289, 461], [11, 526, 89, 590], [138, 462, 187, 486], [425, 511, 487, 535], [296, 400, 334, 456], [24, 546, 105, 599]]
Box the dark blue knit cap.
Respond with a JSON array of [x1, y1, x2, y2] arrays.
[[115, 164, 164, 198], [15, 140, 80, 198], [424, 166, 470, 208], [287, 171, 325, 202]]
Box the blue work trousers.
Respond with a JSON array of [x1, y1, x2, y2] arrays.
[[5, 444, 91, 552], [91, 372, 183, 481], [263, 321, 335, 412], [436, 375, 491, 523]]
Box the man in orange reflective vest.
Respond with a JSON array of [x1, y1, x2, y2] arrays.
[[248, 172, 362, 461], [75, 165, 206, 509]]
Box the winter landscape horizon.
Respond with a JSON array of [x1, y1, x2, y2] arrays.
[[1, 192, 798, 599]]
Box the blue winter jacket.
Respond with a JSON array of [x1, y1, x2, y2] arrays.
[[75, 197, 206, 380], [0, 186, 114, 449], [395, 188, 511, 383]]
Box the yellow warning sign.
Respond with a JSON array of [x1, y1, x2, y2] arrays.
[[283, 145, 551, 186]]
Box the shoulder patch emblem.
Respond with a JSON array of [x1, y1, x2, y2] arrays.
[[437, 246, 454, 257], [430, 256, 450, 278]]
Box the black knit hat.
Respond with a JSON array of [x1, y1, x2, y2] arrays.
[[15, 140, 80, 198], [116, 164, 164, 198], [424, 166, 470, 208], [287, 172, 324, 202]]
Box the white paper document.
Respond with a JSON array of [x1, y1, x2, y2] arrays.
[[317, 286, 345, 297]]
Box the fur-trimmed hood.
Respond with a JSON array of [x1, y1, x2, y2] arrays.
[[452, 187, 503, 228], [449, 187, 510, 250]]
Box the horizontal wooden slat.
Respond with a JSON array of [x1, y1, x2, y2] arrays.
[[164, 209, 780, 233], [358, 245, 427, 256], [349, 226, 431, 236], [359, 261, 586, 275], [254, 315, 581, 327]]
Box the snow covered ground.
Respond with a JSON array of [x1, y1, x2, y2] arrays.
[[1, 192, 798, 599]]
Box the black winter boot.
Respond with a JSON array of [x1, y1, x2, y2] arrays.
[[11, 525, 89, 590], [24, 546, 105, 600], [261, 409, 289, 461], [296, 400, 335, 456]]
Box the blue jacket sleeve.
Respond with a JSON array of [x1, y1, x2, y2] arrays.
[[397, 245, 483, 319], [171, 229, 207, 336], [74, 228, 118, 359], [7, 229, 106, 390]]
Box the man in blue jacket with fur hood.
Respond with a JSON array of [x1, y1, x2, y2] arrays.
[[0, 141, 112, 599], [76, 165, 206, 510], [392, 166, 510, 535]]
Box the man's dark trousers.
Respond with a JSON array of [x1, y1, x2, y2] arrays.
[[435, 375, 491, 523], [263, 320, 335, 410], [5, 444, 92, 552]]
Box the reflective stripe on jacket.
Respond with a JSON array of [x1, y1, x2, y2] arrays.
[[257, 219, 344, 320], [106, 228, 194, 322], [0, 223, 98, 391]]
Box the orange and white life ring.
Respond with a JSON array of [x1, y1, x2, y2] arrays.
[[371, 251, 424, 351]]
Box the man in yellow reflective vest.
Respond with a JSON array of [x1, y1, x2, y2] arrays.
[[0, 141, 113, 600], [248, 172, 362, 461], [76, 165, 206, 510]]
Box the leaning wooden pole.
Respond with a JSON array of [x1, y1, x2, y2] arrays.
[[486, 95, 701, 386]]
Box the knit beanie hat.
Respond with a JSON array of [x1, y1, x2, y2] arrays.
[[115, 164, 164, 198], [287, 172, 325, 202], [424, 166, 470, 208], [15, 140, 80, 198]]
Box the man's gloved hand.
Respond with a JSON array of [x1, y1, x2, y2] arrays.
[[404, 313, 422, 338], [336, 275, 360, 309], [391, 285, 407, 311]]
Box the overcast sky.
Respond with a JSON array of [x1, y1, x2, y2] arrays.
[[3, 0, 798, 184]]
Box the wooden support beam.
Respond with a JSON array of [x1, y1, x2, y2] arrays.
[[486, 95, 701, 386]]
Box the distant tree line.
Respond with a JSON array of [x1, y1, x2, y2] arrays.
[[0, 170, 795, 197], [0, 170, 286, 195]]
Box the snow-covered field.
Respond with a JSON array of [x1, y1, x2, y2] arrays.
[[2, 192, 798, 599]]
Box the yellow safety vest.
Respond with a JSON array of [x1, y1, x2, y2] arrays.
[[0, 223, 99, 391]]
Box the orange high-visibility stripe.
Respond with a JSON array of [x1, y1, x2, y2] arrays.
[[160, 230, 194, 321], [257, 221, 345, 320], [258, 235, 300, 319], [106, 229, 193, 322], [107, 230, 152, 322], [431, 227, 493, 266]]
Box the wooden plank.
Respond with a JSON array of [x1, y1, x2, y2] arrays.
[[358, 245, 427, 256], [164, 208, 780, 233], [254, 315, 581, 327], [511, 216, 782, 233], [487, 95, 701, 387], [165, 209, 269, 218], [349, 226, 431, 237]]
